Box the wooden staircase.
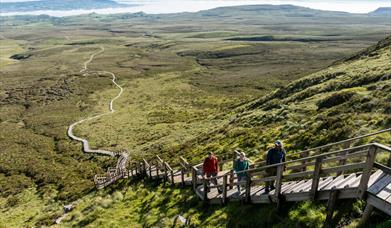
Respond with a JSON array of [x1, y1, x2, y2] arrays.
[[94, 129, 391, 222]]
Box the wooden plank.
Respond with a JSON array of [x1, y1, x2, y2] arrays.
[[368, 169, 386, 188], [280, 181, 297, 193], [250, 185, 265, 195], [321, 175, 344, 190], [282, 180, 306, 194], [341, 174, 360, 188], [347, 174, 362, 188], [376, 183, 391, 200], [367, 174, 391, 195], [334, 173, 356, 189], [367, 193, 391, 216], [325, 175, 349, 190], [317, 177, 334, 190], [288, 180, 311, 193], [297, 180, 314, 193], [316, 188, 358, 201]]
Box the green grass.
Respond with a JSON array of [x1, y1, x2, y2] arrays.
[[0, 5, 390, 227]]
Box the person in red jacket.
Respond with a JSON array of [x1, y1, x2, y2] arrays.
[[202, 152, 221, 193]]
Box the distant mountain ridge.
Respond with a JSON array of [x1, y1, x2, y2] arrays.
[[370, 7, 391, 16], [0, 0, 131, 13]]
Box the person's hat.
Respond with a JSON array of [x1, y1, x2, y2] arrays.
[[275, 140, 282, 146], [208, 151, 213, 155]]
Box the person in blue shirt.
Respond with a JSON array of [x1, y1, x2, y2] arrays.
[[234, 152, 249, 195], [265, 140, 286, 193]]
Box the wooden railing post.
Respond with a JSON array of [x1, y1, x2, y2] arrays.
[[203, 178, 208, 204], [337, 141, 351, 175], [229, 170, 234, 189], [310, 157, 323, 201], [171, 169, 174, 185], [325, 190, 339, 227], [222, 174, 228, 205], [274, 164, 284, 207], [140, 161, 145, 176], [164, 162, 168, 183], [156, 160, 160, 180], [232, 151, 237, 168], [358, 145, 377, 198], [301, 151, 309, 172], [181, 168, 185, 186], [219, 155, 224, 172], [245, 172, 252, 203], [149, 161, 152, 179], [192, 167, 197, 191]]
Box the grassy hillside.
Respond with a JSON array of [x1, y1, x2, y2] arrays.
[[174, 36, 391, 164], [56, 35, 391, 228], [0, 5, 390, 227]]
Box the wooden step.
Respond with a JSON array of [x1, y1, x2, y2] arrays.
[[368, 174, 391, 195], [322, 175, 344, 190]]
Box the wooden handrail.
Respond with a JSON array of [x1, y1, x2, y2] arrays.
[[374, 162, 391, 174], [156, 155, 164, 164], [287, 149, 368, 171], [234, 144, 372, 175], [372, 143, 391, 152], [165, 162, 173, 172], [143, 159, 150, 168], [200, 143, 384, 183], [286, 128, 390, 158]]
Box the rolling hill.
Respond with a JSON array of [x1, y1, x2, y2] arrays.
[[0, 0, 129, 13], [55, 34, 391, 228], [0, 4, 390, 227]]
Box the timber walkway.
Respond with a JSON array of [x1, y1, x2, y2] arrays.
[[67, 46, 129, 187], [95, 129, 391, 223]]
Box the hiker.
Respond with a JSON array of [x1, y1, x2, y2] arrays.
[[202, 152, 221, 193], [265, 140, 286, 193], [234, 152, 249, 195]]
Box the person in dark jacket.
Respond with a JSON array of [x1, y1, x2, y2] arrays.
[[203, 152, 221, 193], [234, 152, 249, 195], [265, 140, 286, 193]]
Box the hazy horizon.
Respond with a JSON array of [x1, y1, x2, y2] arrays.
[[0, 0, 390, 17]]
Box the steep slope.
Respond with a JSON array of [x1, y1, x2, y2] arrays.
[[56, 36, 391, 227], [173, 35, 391, 164]]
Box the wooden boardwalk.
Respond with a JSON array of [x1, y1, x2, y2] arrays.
[[94, 129, 391, 223]]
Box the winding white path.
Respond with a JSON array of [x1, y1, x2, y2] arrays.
[[67, 46, 124, 157]]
